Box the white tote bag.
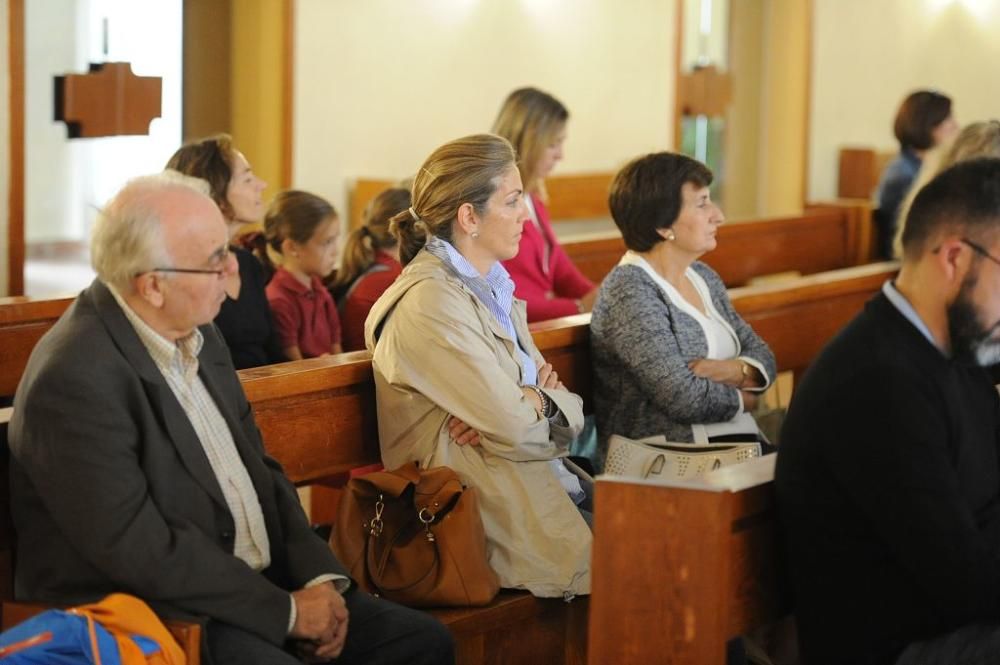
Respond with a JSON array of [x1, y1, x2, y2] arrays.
[[604, 434, 761, 481]]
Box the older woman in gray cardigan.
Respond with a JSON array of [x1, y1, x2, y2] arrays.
[[591, 152, 776, 459]]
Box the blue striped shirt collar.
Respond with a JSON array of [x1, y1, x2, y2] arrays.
[[423, 236, 536, 384]]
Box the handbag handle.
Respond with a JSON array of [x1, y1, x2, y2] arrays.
[[366, 523, 441, 594]]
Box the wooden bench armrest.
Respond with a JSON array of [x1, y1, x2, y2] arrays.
[[1, 601, 201, 663]]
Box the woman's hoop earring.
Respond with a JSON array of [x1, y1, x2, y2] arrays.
[[471, 231, 480, 240]]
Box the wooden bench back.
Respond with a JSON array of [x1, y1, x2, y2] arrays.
[[590, 455, 783, 665], [0, 297, 75, 399], [562, 201, 874, 286]]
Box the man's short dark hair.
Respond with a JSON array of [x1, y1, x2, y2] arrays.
[[894, 90, 952, 152], [901, 157, 1000, 259], [608, 152, 713, 252]]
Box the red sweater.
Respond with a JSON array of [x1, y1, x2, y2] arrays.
[[502, 195, 594, 322], [339, 252, 402, 352]]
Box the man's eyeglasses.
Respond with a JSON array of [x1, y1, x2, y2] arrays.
[[136, 246, 231, 277], [961, 238, 1000, 269]]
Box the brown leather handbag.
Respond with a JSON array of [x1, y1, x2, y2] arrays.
[[329, 462, 500, 607]]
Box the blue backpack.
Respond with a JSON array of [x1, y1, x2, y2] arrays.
[[0, 608, 160, 664]]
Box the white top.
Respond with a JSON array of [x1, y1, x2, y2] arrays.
[[620, 252, 768, 444]]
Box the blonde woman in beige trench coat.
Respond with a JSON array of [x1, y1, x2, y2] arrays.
[[364, 134, 591, 598]]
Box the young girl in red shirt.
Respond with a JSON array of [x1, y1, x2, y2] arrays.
[[264, 191, 343, 359]]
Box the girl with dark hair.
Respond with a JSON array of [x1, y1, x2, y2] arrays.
[[264, 191, 343, 359]]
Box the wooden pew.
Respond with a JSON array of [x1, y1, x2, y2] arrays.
[[0, 296, 75, 400], [0, 261, 897, 661], [562, 201, 875, 287], [589, 455, 784, 665], [730, 261, 898, 383]]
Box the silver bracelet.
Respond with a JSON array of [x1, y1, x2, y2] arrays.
[[526, 385, 554, 418]]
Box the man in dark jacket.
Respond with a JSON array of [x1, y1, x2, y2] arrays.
[[9, 172, 453, 665], [778, 157, 1000, 665]]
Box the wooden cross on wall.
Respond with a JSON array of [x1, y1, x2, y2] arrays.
[[54, 62, 162, 138]]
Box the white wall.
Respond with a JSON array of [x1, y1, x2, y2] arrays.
[[293, 0, 677, 221], [24, 0, 182, 244], [809, 0, 1000, 200]]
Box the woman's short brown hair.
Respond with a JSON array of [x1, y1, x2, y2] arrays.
[[894, 90, 953, 152], [608, 152, 713, 252]]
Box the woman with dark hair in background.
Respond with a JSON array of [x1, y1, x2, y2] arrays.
[[331, 187, 408, 351], [875, 90, 957, 258], [492, 87, 598, 322], [166, 135, 286, 368]]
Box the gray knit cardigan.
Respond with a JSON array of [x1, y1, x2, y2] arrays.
[[590, 261, 776, 452]]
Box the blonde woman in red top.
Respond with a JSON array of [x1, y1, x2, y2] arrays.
[[492, 87, 598, 322]]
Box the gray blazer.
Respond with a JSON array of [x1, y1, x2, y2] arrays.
[[590, 261, 776, 451], [9, 279, 346, 646]]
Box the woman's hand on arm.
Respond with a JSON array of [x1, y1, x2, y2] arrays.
[[536, 362, 564, 391], [688, 358, 744, 387], [448, 416, 481, 446]]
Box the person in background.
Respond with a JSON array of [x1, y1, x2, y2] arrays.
[[875, 90, 957, 259], [365, 134, 591, 598], [492, 87, 598, 322], [264, 191, 343, 359], [892, 120, 1000, 257], [166, 135, 286, 368], [590, 152, 775, 465], [331, 187, 408, 352]]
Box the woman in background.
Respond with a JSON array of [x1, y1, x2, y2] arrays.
[[264, 191, 343, 359], [875, 90, 957, 258], [892, 120, 1000, 257], [492, 87, 598, 322], [166, 135, 285, 368], [331, 187, 408, 351]]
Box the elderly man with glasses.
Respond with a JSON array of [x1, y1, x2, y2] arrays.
[[8, 172, 453, 665]]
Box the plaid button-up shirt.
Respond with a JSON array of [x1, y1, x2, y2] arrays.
[[109, 286, 271, 571]]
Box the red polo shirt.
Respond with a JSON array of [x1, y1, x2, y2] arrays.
[[266, 267, 342, 358], [340, 252, 402, 352]]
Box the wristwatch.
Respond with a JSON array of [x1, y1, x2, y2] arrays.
[[739, 360, 752, 387]]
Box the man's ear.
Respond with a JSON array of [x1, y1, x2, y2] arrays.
[[134, 273, 166, 308], [933, 236, 973, 292], [455, 202, 478, 237]]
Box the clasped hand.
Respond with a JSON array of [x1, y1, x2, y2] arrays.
[[290, 582, 349, 662], [449, 362, 565, 446], [688, 358, 759, 410]]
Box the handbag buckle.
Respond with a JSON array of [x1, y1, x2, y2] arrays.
[[368, 495, 385, 537], [418, 507, 436, 542]]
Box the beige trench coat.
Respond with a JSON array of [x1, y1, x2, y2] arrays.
[[364, 250, 591, 597]]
